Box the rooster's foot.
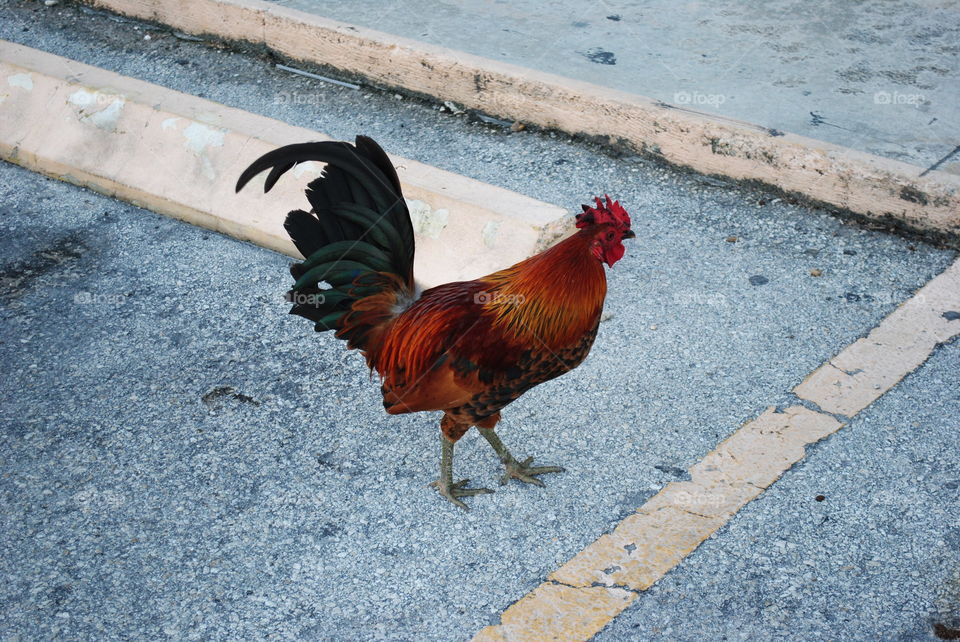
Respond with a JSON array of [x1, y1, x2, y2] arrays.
[[501, 456, 565, 487], [428, 478, 494, 510], [477, 427, 564, 487]]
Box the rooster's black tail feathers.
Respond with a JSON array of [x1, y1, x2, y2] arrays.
[[235, 136, 415, 333]]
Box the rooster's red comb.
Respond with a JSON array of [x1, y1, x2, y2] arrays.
[[576, 195, 631, 231]]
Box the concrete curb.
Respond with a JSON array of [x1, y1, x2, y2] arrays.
[[81, 0, 960, 245], [0, 40, 571, 288]]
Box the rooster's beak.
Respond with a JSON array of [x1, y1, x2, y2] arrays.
[[622, 229, 636, 240]]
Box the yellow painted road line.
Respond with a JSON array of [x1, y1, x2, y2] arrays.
[[83, 0, 960, 242], [0, 41, 570, 288], [794, 264, 960, 415], [474, 258, 960, 641]]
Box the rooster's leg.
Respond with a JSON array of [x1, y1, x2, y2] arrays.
[[429, 420, 493, 510], [477, 426, 565, 487]]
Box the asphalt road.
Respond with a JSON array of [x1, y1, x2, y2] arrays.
[[1, 2, 958, 639]]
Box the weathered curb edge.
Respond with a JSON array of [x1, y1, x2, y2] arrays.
[[0, 40, 570, 288], [473, 260, 960, 641], [82, 0, 960, 245]]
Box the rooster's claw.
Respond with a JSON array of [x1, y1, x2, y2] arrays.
[[500, 456, 565, 487], [429, 478, 494, 510]]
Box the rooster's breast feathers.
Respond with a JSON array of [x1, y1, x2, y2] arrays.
[[373, 231, 607, 416]]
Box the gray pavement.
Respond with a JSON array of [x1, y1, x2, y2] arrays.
[[272, 0, 960, 175], [597, 338, 960, 641], [1, 2, 959, 639]]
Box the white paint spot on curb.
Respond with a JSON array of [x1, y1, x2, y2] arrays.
[[68, 93, 126, 133], [182, 121, 225, 155], [87, 99, 124, 131], [482, 220, 500, 249], [182, 122, 226, 180], [68, 90, 126, 131], [7, 73, 32, 90], [161, 117, 181, 131], [68, 89, 96, 106], [407, 199, 449, 239]]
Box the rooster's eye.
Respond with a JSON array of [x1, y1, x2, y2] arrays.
[[606, 232, 614, 241]]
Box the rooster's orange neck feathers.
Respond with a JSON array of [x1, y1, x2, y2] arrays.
[[480, 229, 607, 349]]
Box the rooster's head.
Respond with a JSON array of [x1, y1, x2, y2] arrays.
[[576, 195, 634, 267]]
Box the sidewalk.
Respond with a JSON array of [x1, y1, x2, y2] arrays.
[[279, 0, 960, 175]]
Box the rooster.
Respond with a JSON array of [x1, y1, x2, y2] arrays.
[[236, 136, 633, 508]]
